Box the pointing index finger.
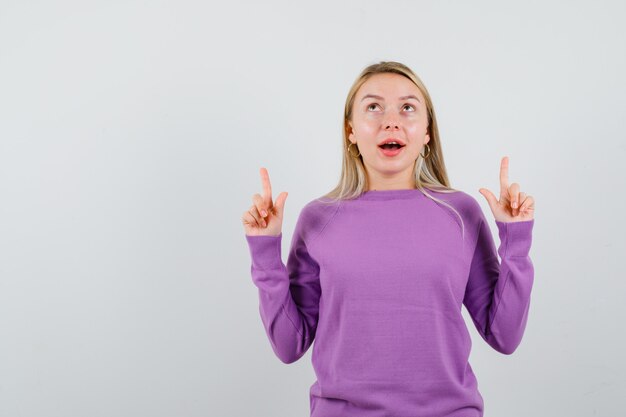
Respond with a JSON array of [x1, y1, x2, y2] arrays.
[[259, 167, 273, 206], [499, 156, 509, 196]]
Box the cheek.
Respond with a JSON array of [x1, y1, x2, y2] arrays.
[[406, 121, 427, 136], [356, 120, 379, 135]]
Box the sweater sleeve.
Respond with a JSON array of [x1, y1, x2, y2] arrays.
[[463, 209, 535, 355], [244, 209, 321, 364]]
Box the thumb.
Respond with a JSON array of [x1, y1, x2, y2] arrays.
[[478, 188, 498, 211], [274, 191, 288, 215]]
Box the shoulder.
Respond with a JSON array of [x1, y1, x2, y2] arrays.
[[425, 188, 486, 225], [292, 195, 342, 242]]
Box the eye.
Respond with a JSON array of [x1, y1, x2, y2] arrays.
[[367, 103, 416, 112]]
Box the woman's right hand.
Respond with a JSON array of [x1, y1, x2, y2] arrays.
[[242, 167, 288, 237]]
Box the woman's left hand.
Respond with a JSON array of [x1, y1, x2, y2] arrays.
[[479, 156, 535, 223]]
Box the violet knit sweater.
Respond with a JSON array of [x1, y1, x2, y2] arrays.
[[245, 188, 535, 417]]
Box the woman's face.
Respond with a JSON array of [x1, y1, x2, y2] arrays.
[[348, 73, 430, 188]]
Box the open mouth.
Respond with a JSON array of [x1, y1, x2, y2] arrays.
[[378, 143, 406, 157], [378, 143, 405, 150]]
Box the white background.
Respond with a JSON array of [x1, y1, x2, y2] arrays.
[[1, 1, 624, 416]]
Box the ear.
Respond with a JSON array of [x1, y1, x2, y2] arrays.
[[348, 122, 354, 140], [424, 133, 430, 145]]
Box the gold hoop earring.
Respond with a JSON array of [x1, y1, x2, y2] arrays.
[[347, 142, 361, 158], [420, 143, 431, 159]]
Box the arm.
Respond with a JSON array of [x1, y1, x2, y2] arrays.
[[463, 211, 535, 355], [245, 209, 321, 364]]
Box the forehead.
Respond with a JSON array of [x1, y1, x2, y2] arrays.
[[357, 73, 424, 101]]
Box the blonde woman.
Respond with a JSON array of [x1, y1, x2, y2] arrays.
[[242, 61, 535, 417]]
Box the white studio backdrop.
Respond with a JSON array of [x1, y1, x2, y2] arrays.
[[1, 1, 624, 416]]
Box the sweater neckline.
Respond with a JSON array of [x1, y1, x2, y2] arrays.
[[358, 188, 425, 201]]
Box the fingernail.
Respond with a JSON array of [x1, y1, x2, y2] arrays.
[[261, 210, 267, 217], [512, 201, 517, 208]]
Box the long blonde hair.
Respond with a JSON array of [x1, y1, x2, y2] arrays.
[[318, 61, 468, 239]]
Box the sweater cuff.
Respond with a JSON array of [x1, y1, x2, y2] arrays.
[[495, 219, 534, 258], [245, 233, 284, 270]]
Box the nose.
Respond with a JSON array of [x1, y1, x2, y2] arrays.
[[383, 115, 400, 130]]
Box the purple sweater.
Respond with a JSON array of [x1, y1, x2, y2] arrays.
[[245, 188, 534, 417]]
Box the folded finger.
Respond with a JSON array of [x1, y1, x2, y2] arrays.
[[249, 204, 266, 227], [252, 193, 268, 218]]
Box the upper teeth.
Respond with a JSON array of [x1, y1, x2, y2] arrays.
[[386, 141, 398, 145]]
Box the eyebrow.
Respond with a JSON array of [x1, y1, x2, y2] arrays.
[[360, 94, 421, 103]]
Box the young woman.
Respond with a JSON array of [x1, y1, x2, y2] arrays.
[[241, 61, 535, 417]]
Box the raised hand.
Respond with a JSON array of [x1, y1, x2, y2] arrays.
[[478, 156, 535, 223], [242, 167, 288, 236]]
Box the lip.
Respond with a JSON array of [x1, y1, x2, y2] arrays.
[[377, 137, 406, 146]]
